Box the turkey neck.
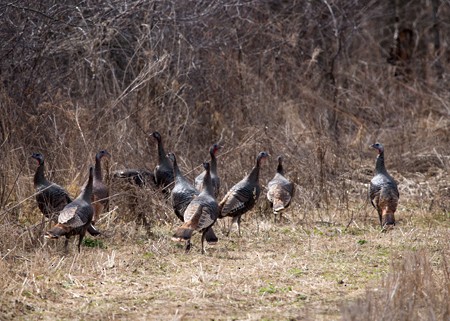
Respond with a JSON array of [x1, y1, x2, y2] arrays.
[[210, 151, 217, 175], [248, 159, 262, 183], [375, 152, 387, 175], [172, 156, 181, 179], [94, 156, 103, 181], [34, 162, 49, 186], [276, 161, 284, 176], [157, 140, 169, 165], [202, 169, 214, 196], [81, 170, 94, 202]]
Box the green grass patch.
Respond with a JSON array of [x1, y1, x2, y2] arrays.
[[288, 267, 305, 277], [143, 252, 155, 259], [259, 283, 277, 294], [259, 283, 292, 295], [83, 238, 105, 249]]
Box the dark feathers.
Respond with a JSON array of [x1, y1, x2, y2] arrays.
[[151, 132, 174, 191], [92, 150, 110, 225], [168, 152, 199, 221], [219, 151, 269, 235], [195, 144, 221, 198], [45, 167, 95, 253], [369, 143, 399, 229], [112, 169, 156, 187], [172, 162, 219, 253], [267, 156, 294, 218], [31, 153, 72, 221]]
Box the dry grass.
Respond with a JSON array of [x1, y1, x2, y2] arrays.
[[0, 164, 448, 320], [342, 249, 450, 321], [0, 202, 448, 320], [1, 1, 450, 320]]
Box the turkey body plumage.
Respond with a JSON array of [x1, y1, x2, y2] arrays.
[[219, 151, 269, 236], [172, 162, 219, 253], [45, 166, 95, 253], [195, 144, 221, 198], [369, 143, 399, 229], [92, 150, 110, 225], [168, 153, 218, 244], [168, 152, 200, 221], [32, 153, 72, 221], [267, 156, 294, 221], [112, 169, 156, 187], [151, 131, 174, 192]]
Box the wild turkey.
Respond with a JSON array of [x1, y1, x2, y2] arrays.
[[219, 151, 269, 236], [266, 156, 295, 222], [112, 169, 156, 187], [167, 152, 199, 221], [31, 153, 72, 222], [45, 166, 95, 253], [172, 162, 219, 254], [369, 143, 399, 229], [92, 150, 110, 224], [195, 144, 222, 198], [168, 152, 218, 244], [32, 153, 99, 236], [151, 131, 174, 191]]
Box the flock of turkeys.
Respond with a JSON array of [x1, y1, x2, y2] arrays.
[[31, 132, 399, 254]]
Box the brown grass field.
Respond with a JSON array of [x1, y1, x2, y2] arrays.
[[0, 156, 448, 320], [1, 1, 449, 320]]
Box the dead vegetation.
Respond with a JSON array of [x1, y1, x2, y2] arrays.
[[0, 0, 449, 320], [0, 206, 448, 320], [342, 249, 450, 321]]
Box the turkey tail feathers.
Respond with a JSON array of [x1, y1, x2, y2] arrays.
[[172, 227, 194, 241], [45, 224, 69, 239]]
